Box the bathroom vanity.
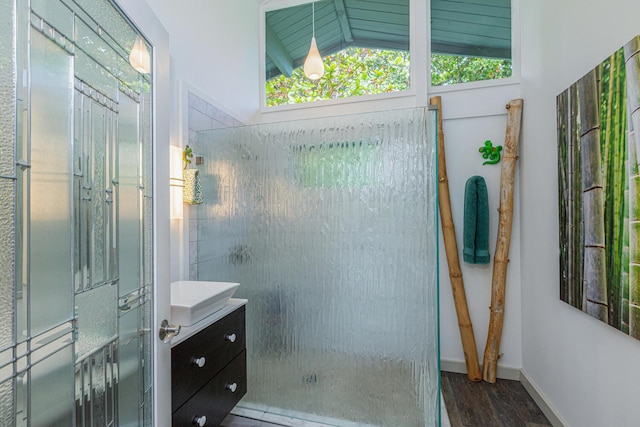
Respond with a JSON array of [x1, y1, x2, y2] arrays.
[[171, 299, 247, 426]]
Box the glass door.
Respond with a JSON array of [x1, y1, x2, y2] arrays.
[[0, 0, 155, 425]]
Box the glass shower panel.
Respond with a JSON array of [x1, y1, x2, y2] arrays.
[[31, 346, 74, 427], [74, 16, 120, 101], [29, 29, 74, 337], [141, 299, 152, 425], [15, 0, 29, 353], [91, 100, 107, 287], [195, 108, 439, 426], [0, 0, 16, 359], [75, 283, 117, 359], [75, 341, 117, 427], [0, 378, 12, 426], [107, 110, 118, 286], [0, 0, 16, 178], [73, 0, 139, 60], [0, 180, 14, 351], [118, 307, 141, 426], [31, 0, 73, 38], [74, 89, 86, 293], [141, 90, 153, 291], [118, 92, 141, 297]]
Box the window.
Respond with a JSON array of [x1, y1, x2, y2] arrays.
[[430, 0, 512, 86], [264, 0, 411, 107]]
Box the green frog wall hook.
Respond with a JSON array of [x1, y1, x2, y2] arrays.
[[183, 145, 193, 169], [479, 140, 502, 165]]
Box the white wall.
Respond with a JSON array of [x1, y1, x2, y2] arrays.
[[144, 0, 261, 124], [520, 0, 640, 425], [435, 83, 523, 372]]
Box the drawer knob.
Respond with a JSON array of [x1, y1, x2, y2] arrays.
[[225, 333, 237, 343], [226, 382, 238, 393], [191, 357, 206, 368], [193, 415, 207, 426]]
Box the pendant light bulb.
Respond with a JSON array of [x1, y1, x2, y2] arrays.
[[304, 0, 324, 80], [129, 35, 151, 74], [304, 37, 324, 80]]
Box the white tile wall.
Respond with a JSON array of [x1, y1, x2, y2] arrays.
[[187, 92, 244, 280]]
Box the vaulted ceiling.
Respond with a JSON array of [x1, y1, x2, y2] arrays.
[[265, 0, 511, 80]]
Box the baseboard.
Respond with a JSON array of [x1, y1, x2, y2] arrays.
[[440, 359, 521, 381], [519, 370, 567, 427]]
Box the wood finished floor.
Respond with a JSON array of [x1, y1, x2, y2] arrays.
[[441, 371, 552, 427], [220, 372, 552, 427]]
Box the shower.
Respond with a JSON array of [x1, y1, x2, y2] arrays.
[[190, 107, 440, 426]]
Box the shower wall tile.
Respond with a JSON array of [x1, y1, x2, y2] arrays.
[[188, 129, 198, 147], [186, 91, 244, 276], [189, 219, 198, 242], [188, 263, 197, 281], [187, 91, 206, 114], [188, 108, 214, 132], [189, 242, 197, 265]]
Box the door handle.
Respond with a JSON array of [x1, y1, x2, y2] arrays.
[[159, 319, 181, 343]]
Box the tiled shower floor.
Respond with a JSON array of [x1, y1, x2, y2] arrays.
[[228, 351, 442, 427], [220, 393, 451, 427]]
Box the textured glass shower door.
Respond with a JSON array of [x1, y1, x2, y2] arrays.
[[192, 108, 439, 426]]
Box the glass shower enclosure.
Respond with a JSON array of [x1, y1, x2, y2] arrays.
[[191, 108, 440, 426]]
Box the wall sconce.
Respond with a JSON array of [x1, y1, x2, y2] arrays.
[[129, 35, 151, 74], [170, 146, 184, 220]]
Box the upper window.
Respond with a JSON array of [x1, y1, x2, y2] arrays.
[[264, 0, 411, 107], [430, 0, 512, 86]]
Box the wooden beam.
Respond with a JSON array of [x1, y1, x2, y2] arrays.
[[332, 0, 353, 43], [265, 22, 294, 77]]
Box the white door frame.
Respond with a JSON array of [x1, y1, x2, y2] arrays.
[[113, 1, 172, 425]]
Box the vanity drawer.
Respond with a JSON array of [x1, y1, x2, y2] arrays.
[[172, 350, 247, 427], [172, 306, 245, 410]]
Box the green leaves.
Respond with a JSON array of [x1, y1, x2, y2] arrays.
[[430, 54, 512, 86], [265, 47, 410, 106]]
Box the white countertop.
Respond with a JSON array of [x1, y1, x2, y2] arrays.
[[170, 298, 248, 347]]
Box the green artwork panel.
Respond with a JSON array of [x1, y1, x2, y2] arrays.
[[557, 34, 640, 339]]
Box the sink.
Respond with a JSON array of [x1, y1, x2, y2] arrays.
[[170, 281, 240, 326]]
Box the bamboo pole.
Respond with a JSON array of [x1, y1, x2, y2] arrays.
[[430, 96, 482, 382], [482, 99, 523, 383]]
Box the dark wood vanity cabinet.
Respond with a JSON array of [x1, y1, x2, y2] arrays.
[[172, 305, 246, 426]]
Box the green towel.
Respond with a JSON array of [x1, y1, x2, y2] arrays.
[[463, 176, 490, 264]]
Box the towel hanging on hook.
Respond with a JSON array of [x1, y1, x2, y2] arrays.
[[463, 175, 490, 264]]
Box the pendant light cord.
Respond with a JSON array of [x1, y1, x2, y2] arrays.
[[312, 0, 315, 37]]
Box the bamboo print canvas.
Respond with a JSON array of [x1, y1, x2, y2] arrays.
[[557, 35, 640, 339]]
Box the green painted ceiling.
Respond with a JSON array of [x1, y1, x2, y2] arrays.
[[265, 0, 511, 79]]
